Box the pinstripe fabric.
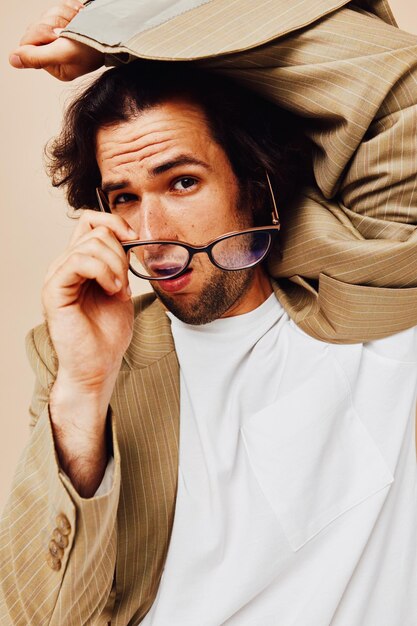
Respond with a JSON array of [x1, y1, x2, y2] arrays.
[[63, 0, 417, 343], [199, 6, 417, 341], [0, 295, 179, 625], [66, 0, 395, 59], [2, 1, 417, 623]]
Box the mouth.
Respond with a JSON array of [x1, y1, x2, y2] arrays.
[[153, 268, 193, 293], [150, 264, 185, 277]]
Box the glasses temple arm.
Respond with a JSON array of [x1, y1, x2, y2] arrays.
[[265, 171, 280, 228], [95, 188, 110, 213]]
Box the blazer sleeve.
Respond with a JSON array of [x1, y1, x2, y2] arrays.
[[0, 323, 120, 625], [66, 1, 417, 242], [46, 0, 417, 340], [201, 5, 417, 243]]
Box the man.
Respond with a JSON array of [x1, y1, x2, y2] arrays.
[[9, 0, 417, 341], [1, 1, 417, 625]]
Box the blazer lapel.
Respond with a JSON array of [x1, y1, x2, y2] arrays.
[[109, 295, 180, 625]]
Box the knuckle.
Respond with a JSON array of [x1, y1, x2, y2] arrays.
[[70, 250, 84, 264], [81, 233, 103, 249], [71, 250, 92, 267], [94, 225, 112, 238]]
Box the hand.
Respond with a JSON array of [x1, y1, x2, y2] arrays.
[[43, 210, 137, 414], [9, 1, 104, 81], [43, 210, 137, 496]]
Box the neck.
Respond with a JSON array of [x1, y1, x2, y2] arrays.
[[221, 268, 273, 318]]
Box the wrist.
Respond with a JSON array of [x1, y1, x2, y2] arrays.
[[50, 371, 116, 428]]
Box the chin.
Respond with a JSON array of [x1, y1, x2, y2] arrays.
[[152, 267, 255, 325]]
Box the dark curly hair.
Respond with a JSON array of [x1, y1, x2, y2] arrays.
[[46, 59, 309, 223]]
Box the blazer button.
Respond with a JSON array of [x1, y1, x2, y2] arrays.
[[49, 539, 64, 560], [46, 553, 61, 571], [52, 528, 69, 549], [56, 513, 71, 535]]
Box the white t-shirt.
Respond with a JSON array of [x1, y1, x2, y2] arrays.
[[138, 293, 417, 626]]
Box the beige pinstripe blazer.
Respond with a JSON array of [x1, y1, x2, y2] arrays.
[[1, 1, 417, 624], [63, 0, 417, 343]]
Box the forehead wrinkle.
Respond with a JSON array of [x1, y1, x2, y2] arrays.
[[96, 102, 218, 185], [99, 134, 214, 182], [98, 134, 175, 163], [98, 113, 213, 161], [102, 111, 209, 142]]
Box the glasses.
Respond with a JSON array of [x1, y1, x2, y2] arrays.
[[95, 172, 280, 281]]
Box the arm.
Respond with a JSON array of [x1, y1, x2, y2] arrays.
[[10, 1, 417, 341], [0, 210, 135, 624], [0, 325, 120, 625], [202, 5, 417, 237]]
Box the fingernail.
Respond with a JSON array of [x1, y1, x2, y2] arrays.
[[127, 285, 132, 297], [114, 278, 122, 290], [53, 28, 64, 36], [128, 228, 137, 238], [10, 55, 23, 69]]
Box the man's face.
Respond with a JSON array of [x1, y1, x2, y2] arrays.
[[96, 97, 271, 324]]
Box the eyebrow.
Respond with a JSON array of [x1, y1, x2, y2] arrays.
[[102, 154, 211, 194]]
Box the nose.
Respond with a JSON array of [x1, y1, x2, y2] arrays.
[[135, 193, 170, 242]]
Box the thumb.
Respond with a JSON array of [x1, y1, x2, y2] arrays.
[[9, 35, 75, 72], [10, 43, 57, 70], [9, 37, 103, 80], [9, 53, 25, 69]]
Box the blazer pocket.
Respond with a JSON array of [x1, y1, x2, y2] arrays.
[[241, 395, 394, 552]]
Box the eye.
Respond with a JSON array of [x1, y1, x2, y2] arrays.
[[112, 192, 137, 206], [172, 177, 198, 192]]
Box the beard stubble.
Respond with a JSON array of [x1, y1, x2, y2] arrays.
[[152, 265, 256, 325]]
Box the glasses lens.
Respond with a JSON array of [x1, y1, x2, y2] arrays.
[[128, 243, 189, 279], [211, 231, 271, 270]]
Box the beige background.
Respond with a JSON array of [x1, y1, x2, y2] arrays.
[[1, 1, 416, 511]]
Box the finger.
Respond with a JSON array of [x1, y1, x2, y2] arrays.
[[18, 23, 58, 47], [45, 252, 127, 307], [45, 232, 129, 288], [41, 3, 82, 25], [72, 225, 130, 267], [71, 236, 130, 293], [20, 3, 83, 45], [61, 0, 85, 12], [21, 17, 69, 43], [69, 210, 138, 247]]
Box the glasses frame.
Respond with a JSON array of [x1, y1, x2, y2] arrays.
[[95, 171, 280, 281]]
